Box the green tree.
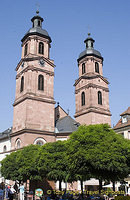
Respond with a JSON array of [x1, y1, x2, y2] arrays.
[[38, 141, 68, 190], [1, 150, 22, 182], [1, 145, 41, 183], [66, 124, 130, 192]]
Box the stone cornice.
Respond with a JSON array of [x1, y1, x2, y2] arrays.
[[16, 65, 54, 79], [77, 53, 103, 63], [75, 83, 109, 94], [78, 56, 103, 65], [13, 93, 56, 107], [74, 74, 109, 86], [56, 132, 71, 136], [74, 106, 111, 118], [0, 148, 16, 155], [16, 56, 55, 71], [10, 128, 55, 137]]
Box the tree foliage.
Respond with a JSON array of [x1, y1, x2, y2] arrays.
[[37, 141, 68, 190], [1, 124, 130, 192], [66, 124, 130, 185], [1, 145, 40, 182]]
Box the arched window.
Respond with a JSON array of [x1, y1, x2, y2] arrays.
[[34, 138, 46, 146], [20, 76, 24, 92], [38, 75, 44, 91], [39, 42, 44, 55], [15, 139, 21, 149], [24, 43, 28, 56], [36, 140, 44, 146], [95, 62, 99, 73], [81, 92, 85, 106], [82, 63, 86, 74], [3, 145, 7, 152], [98, 91, 102, 105]]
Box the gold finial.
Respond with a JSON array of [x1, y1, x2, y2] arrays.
[[88, 32, 91, 37]]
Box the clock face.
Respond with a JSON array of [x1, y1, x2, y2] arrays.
[[39, 59, 45, 66]]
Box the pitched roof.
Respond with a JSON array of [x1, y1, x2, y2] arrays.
[[113, 118, 130, 130], [0, 127, 12, 139], [113, 107, 130, 130], [120, 107, 130, 116], [55, 115, 80, 133]]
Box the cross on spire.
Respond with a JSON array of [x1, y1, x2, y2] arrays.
[[36, 2, 40, 14]]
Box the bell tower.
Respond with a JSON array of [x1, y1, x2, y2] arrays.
[[74, 33, 111, 126], [11, 11, 55, 148]]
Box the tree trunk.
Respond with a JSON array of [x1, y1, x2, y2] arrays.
[[99, 178, 102, 194], [112, 181, 115, 191], [59, 180, 62, 191], [80, 180, 83, 198]]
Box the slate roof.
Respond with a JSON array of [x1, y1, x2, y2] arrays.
[[0, 127, 12, 139], [55, 115, 80, 133]]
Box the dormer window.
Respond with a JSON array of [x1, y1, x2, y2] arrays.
[[122, 116, 127, 123]]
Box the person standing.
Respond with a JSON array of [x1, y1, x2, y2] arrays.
[[19, 183, 24, 200]]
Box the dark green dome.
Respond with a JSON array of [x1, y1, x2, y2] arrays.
[[78, 33, 103, 62], [21, 12, 52, 43]]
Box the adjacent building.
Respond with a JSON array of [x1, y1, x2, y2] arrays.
[[114, 107, 130, 139]]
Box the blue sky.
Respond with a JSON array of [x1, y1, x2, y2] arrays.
[[0, 0, 130, 132]]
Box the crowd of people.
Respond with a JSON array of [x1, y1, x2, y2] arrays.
[[0, 182, 24, 200]]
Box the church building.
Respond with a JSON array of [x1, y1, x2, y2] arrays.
[[0, 11, 111, 189]]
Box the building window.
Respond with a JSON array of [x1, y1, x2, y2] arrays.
[[20, 76, 24, 92], [34, 138, 46, 145], [82, 63, 86, 74], [122, 116, 127, 123], [15, 139, 21, 149], [39, 42, 44, 55], [98, 91, 102, 105], [3, 145, 7, 152], [95, 62, 99, 73], [38, 20, 41, 26], [38, 75, 44, 91], [81, 92, 85, 106], [36, 140, 44, 146], [24, 43, 28, 56], [17, 141, 20, 149]]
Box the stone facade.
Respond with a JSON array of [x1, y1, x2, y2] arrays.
[[11, 12, 56, 149], [0, 13, 112, 191], [74, 34, 111, 126]]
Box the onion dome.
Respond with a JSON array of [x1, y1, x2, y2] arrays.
[[21, 10, 52, 43], [78, 33, 103, 62]]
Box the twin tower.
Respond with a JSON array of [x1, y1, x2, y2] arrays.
[[11, 12, 111, 148]]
